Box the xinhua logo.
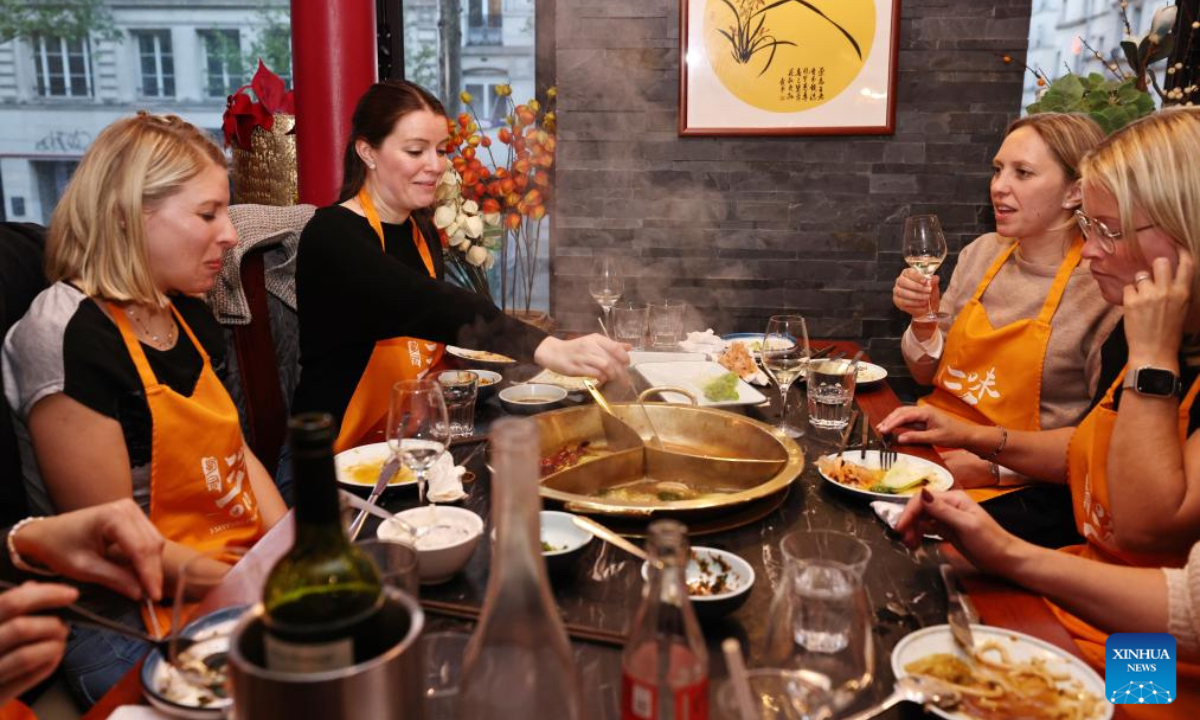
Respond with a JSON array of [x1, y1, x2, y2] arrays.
[[1105, 633, 1176, 705]]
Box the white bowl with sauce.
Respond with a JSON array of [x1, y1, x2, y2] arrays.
[[377, 506, 483, 584], [639, 546, 755, 619], [498, 383, 568, 415]]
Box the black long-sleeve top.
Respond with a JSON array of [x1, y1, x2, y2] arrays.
[[290, 205, 546, 426]]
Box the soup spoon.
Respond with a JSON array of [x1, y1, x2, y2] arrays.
[[840, 675, 960, 720]]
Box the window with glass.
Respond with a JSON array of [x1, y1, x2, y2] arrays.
[[33, 35, 93, 98], [467, 0, 503, 46], [201, 29, 244, 98], [135, 30, 176, 98], [463, 81, 510, 125]]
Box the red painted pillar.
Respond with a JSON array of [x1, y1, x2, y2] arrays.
[[291, 0, 378, 206]]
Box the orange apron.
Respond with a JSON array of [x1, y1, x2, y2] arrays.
[[921, 238, 1084, 501], [1049, 368, 1200, 718], [333, 192, 446, 453], [0, 701, 36, 720], [110, 304, 264, 631]]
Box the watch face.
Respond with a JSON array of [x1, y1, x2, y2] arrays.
[[1136, 368, 1178, 396]]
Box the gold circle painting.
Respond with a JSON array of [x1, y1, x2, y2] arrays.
[[701, 0, 876, 113]]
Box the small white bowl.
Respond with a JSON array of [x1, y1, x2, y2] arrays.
[[498, 383, 568, 415], [377, 506, 483, 584], [539, 511, 593, 572], [640, 546, 755, 619]]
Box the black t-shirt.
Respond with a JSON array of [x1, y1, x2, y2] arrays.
[[1090, 319, 1200, 433], [3, 283, 226, 514], [291, 205, 547, 426]]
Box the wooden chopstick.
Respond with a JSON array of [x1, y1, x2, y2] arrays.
[[420, 599, 627, 648]]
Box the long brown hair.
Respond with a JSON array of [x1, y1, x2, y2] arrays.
[[338, 80, 448, 202]]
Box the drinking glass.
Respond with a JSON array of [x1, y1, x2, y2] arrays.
[[806, 359, 856, 431], [588, 256, 624, 327], [354, 538, 419, 598], [610, 301, 649, 349], [423, 631, 470, 720], [763, 531, 874, 712], [649, 299, 687, 349], [168, 547, 251, 700], [902, 214, 949, 322], [762, 315, 811, 435], [388, 379, 450, 505], [436, 370, 479, 438]]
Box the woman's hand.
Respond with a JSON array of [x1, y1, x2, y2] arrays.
[[941, 449, 997, 489], [876, 405, 978, 449], [895, 490, 1023, 576], [0, 582, 76, 706], [533, 334, 631, 383], [893, 269, 941, 319], [1123, 253, 1194, 368], [12, 499, 165, 601]]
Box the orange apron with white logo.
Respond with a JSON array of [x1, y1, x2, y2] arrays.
[[110, 304, 263, 631], [333, 192, 445, 452], [921, 238, 1083, 501], [1048, 368, 1200, 718]]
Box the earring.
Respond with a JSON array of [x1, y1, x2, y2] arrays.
[[367, 162, 376, 170]]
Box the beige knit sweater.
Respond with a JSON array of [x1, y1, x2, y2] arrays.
[[1165, 543, 1200, 656], [903, 233, 1122, 430]]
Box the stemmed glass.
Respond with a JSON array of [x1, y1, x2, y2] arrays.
[[588, 257, 624, 327], [762, 315, 811, 436], [388, 379, 450, 505], [902, 214, 950, 322]]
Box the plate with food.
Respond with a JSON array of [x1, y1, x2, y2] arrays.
[[892, 624, 1111, 720], [446, 345, 517, 366], [640, 546, 754, 618], [335, 442, 417, 491], [717, 341, 769, 386], [524, 368, 597, 392], [816, 450, 953, 500], [721, 332, 797, 355], [851, 361, 888, 388], [141, 606, 245, 718], [633, 361, 768, 407]]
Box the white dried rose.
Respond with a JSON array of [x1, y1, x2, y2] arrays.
[[466, 245, 490, 266], [451, 228, 469, 248], [462, 199, 479, 215], [482, 212, 501, 227], [433, 204, 457, 229], [464, 215, 484, 239]]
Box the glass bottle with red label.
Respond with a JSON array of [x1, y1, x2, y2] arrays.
[[621, 519, 709, 720]]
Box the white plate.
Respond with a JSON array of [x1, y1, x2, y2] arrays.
[[853, 361, 888, 387], [334, 442, 417, 490], [721, 333, 797, 356], [892, 624, 1112, 720], [633, 361, 768, 407], [628, 350, 708, 364], [816, 450, 953, 501], [445, 345, 517, 365]]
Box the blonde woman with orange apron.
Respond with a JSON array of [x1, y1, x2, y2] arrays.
[[893, 114, 1116, 501]]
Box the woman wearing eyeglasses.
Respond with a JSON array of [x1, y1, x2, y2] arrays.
[[881, 109, 1200, 704], [891, 114, 1120, 513]]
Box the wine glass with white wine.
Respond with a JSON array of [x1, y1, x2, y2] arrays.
[[588, 257, 624, 329], [762, 315, 811, 436], [902, 214, 950, 322], [388, 379, 450, 505]]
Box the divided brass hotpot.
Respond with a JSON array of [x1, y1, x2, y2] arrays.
[[533, 399, 805, 524]]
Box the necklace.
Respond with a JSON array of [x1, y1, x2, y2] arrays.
[[128, 305, 177, 347]]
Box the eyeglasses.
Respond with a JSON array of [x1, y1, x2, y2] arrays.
[[1075, 209, 1157, 253]]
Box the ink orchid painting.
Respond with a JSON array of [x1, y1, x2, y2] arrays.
[[717, 0, 863, 77]]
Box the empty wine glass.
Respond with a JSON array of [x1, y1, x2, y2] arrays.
[[388, 379, 450, 505], [762, 315, 811, 436], [588, 257, 624, 327], [902, 214, 949, 322]]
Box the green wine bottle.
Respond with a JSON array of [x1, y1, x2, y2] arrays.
[[262, 413, 384, 672]]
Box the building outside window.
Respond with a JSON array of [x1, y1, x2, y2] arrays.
[[135, 30, 175, 98], [464, 81, 509, 125], [201, 29, 244, 98], [33, 35, 93, 98], [467, 0, 503, 45]]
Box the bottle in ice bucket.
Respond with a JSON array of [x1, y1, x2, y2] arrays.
[[458, 417, 589, 718], [621, 519, 709, 720], [261, 413, 384, 672]]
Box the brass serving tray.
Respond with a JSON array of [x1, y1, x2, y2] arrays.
[[534, 402, 804, 524]]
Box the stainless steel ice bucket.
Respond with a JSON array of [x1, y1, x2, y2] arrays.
[[227, 587, 424, 718]]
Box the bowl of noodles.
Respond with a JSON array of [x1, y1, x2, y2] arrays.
[[891, 624, 1111, 720]]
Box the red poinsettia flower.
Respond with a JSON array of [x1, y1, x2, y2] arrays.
[[222, 60, 294, 150]]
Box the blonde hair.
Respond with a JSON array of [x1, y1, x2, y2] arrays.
[[1080, 108, 1200, 295], [1007, 113, 1106, 181], [46, 112, 226, 306]]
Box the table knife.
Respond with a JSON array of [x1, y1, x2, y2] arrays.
[[940, 563, 976, 652], [348, 455, 400, 541]]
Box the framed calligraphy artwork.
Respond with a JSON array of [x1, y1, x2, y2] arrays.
[[679, 0, 901, 136]]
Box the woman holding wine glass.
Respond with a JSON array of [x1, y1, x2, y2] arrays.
[[891, 113, 1120, 502]]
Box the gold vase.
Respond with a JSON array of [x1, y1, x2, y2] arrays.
[[231, 113, 298, 206]]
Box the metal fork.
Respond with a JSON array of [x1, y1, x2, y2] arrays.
[[878, 428, 897, 469]]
